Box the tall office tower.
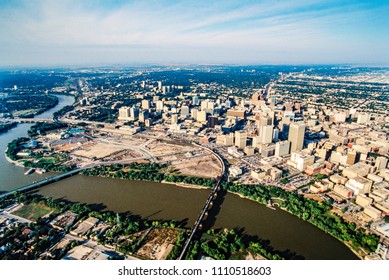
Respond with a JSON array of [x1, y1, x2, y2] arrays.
[[260, 125, 273, 144], [130, 106, 139, 121], [252, 136, 260, 148], [197, 111, 207, 122], [118, 106, 131, 121], [288, 122, 305, 153], [207, 116, 218, 128], [191, 108, 198, 119], [139, 110, 149, 122], [156, 100, 164, 111], [192, 95, 200, 106], [157, 81, 162, 91], [235, 131, 247, 149], [207, 101, 215, 110], [273, 128, 279, 142], [259, 115, 273, 126], [171, 114, 178, 124], [201, 100, 208, 111], [275, 140, 290, 157], [142, 100, 150, 109], [181, 105, 190, 117]]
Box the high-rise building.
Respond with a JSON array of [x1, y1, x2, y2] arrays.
[[142, 100, 150, 109], [157, 81, 162, 91], [191, 108, 198, 119], [273, 128, 279, 142], [201, 100, 208, 111], [181, 105, 190, 117], [139, 110, 149, 123], [192, 95, 199, 106], [288, 122, 305, 153], [156, 101, 164, 111], [235, 131, 247, 149], [275, 140, 290, 157], [130, 106, 139, 121], [118, 106, 131, 121], [207, 101, 215, 110], [258, 115, 273, 126], [252, 136, 261, 148], [207, 116, 218, 128], [260, 125, 273, 144], [197, 111, 207, 122]]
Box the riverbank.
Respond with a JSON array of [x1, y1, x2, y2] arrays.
[[0, 122, 18, 135], [224, 187, 365, 259], [4, 148, 25, 167], [3, 157, 371, 260], [162, 180, 209, 190]]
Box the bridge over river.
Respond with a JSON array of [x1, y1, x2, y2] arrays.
[[178, 144, 227, 260]]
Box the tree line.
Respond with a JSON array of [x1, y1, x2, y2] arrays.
[[80, 163, 216, 188], [220, 180, 379, 253]]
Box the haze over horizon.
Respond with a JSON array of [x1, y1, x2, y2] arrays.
[[1, 0, 388, 67]]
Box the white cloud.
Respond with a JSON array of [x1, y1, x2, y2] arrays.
[[0, 0, 388, 66]]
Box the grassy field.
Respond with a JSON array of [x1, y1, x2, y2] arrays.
[[12, 202, 57, 222]]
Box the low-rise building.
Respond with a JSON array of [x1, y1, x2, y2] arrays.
[[306, 162, 324, 175], [355, 194, 373, 207], [287, 152, 314, 171], [345, 176, 373, 195], [329, 174, 348, 185], [251, 170, 266, 181], [333, 184, 353, 198], [229, 166, 243, 177], [363, 206, 382, 220], [343, 162, 372, 179]]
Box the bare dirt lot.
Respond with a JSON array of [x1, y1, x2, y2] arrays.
[[147, 141, 195, 157], [172, 154, 221, 178], [72, 142, 125, 159], [136, 228, 179, 260]]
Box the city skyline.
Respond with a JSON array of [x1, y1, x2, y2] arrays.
[[0, 0, 388, 67]]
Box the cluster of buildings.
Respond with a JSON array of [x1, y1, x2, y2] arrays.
[[109, 74, 389, 246]]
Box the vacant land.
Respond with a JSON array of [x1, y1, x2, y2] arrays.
[[172, 154, 221, 178], [136, 228, 179, 260], [11, 202, 57, 222], [72, 142, 124, 159]]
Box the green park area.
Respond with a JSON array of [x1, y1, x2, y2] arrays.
[[12, 201, 58, 222]]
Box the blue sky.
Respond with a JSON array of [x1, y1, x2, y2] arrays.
[[0, 0, 388, 66]]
